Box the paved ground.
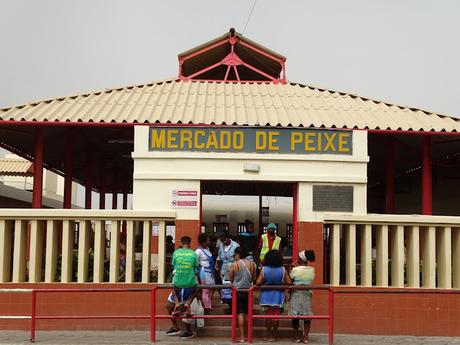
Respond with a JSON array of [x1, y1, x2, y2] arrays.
[[0, 331, 459, 345]]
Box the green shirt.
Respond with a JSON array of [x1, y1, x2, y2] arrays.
[[172, 248, 198, 288]]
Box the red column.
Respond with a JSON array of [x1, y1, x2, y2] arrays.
[[122, 192, 128, 210], [63, 134, 73, 209], [422, 136, 432, 215], [385, 141, 395, 214], [292, 183, 298, 264], [32, 127, 44, 209]]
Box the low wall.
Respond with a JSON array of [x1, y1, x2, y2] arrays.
[[1, 284, 459, 336]]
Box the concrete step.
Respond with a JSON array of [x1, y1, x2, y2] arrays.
[[197, 326, 295, 339]]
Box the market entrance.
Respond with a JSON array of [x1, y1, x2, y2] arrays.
[[201, 181, 296, 263]]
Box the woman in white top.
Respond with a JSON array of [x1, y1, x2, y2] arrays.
[[196, 233, 215, 311], [289, 250, 316, 344]]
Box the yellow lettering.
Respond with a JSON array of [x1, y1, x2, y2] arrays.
[[205, 131, 218, 149], [290, 132, 303, 151], [317, 132, 322, 151], [220, 131, 231, 150], [151, 129, 166, 148], [338, 132, 351, 153], [268, 131, 280, 151], [167, 129, 178, 149], [233, 131, 244, 150], [180, 129, 193, 149], [194, 130, 205, 149], [304, 132, 316, 151], [324, 132, 337, 152], [256, 131, 267, 150]]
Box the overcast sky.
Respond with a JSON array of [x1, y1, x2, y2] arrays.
[[0, 0, 459, 118]]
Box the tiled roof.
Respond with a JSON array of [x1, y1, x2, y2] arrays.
[[1, 78, 459, 132], [0, 158, 33, 177]]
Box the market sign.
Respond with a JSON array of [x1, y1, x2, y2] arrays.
[[149, 127, 352, 155]]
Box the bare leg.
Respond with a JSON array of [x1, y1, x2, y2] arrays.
[[166, 302, 180, 330], [272, 319, 279, 341], [264, 318, 272, 340], [292, 319, 300, 342], [238, 313, 246, 342], [303, 320, 311, 343]]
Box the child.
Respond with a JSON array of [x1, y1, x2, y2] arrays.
[[289, 250, 316, 344], [256, 250, 291, 342]]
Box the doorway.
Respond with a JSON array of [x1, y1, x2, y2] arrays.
[[201, 181, 296, 262]]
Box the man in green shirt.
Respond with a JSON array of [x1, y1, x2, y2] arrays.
[[170, 236, 199, 317]]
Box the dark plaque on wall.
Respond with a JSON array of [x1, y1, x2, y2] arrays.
[[313, 185, 353, 212]]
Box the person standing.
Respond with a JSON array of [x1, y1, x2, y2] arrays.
[[238, 220, 259, 264], [259, 223, 282, 262], [229, 246, 256, 343], [196, 233, 215, 312], [215, 232, 240, 305], [256, 250, 292, 342], [289, 250, 316, 344]]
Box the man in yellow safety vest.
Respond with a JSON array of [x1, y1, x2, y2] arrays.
[[259, 223, 282, 262]]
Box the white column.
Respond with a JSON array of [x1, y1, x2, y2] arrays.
[[437, 226, 452, 289], [406, 226, 420, 288], [453, 227, 460, 289], [157, 221, 166, 284], [125, 221, 135, 283], [345, 224, 356, 286], [109, 220, 121, 283], [422, 226, 436, 288], [390, 225, 405, 288], [360, 224, 372, 287], [376, 225, 389, 287], [77, 220, 90, 283], [29, 220, 45, 282], [142, 220, 151, 283], [12, 220, 28, 283], [329, 224, 341, 286], [61, 220, 74, 283], [93, 220, 106, 283], [0, 220, 13, 282], [44, 220, 59, 282]]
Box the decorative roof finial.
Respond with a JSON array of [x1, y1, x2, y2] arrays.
[[229, 27, 236, 37]]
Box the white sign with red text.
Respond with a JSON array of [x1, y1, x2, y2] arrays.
[[171, 189, 199, 209]]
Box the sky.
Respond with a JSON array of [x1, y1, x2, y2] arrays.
[[0, 0, 459, 118]]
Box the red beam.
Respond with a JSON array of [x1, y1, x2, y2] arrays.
[[385, 141, 395, 214], [422, 136, 432, 215], [84, 160, 92, 210], [32, 127, 44, 208], [63, 133, 73, 209]]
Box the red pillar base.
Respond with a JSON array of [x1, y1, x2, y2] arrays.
[[297, 221, 324, 284]]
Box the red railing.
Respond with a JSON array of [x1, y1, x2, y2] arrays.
[[1, 285, 334, 343], [149, 285, 238, 342], [247, 285, 333, 345], [29, 288, 152, 342]]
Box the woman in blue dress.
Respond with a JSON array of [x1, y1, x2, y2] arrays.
[[256, 250, 292, 342]]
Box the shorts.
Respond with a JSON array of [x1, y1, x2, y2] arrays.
[[237, 291, 249, 314], [167, 287, 195, 303], [265, 307, 282, 315]]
